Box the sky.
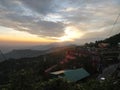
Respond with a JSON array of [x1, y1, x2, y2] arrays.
[[0, 0, 120, 52]]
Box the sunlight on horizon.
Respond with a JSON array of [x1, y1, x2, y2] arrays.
[[0, 26, 84, 43], [0, 26, 57, 43]]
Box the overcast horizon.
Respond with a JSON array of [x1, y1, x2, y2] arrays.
[[0, 0, 120, 52]]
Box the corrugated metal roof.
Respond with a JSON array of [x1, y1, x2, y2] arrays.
[[51, 68, 90, 82], [64, 68, 90, 82]]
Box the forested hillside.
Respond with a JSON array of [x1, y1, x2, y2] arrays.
[[105, 33, 120, 46], [97, 33, 120, 46]]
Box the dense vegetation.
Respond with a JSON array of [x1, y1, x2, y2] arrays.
[[0, 48, 119, 90], [85, 33, 120, 47], [1, 74, 120, 90], [99, 33, 120, 46]]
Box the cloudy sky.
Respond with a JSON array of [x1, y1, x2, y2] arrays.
[[0, 0, 120, 49]]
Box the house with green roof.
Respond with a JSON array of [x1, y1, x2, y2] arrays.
[[50, 68, 90, 82]]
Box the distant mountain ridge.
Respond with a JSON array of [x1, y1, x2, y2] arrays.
[[0, 49, 47, 61], [0, 43, 75, 61], [29, 42, 71, 50], [0, 33, 120, 62]]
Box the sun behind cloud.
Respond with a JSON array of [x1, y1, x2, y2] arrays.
[[58, 26, 83, 42]]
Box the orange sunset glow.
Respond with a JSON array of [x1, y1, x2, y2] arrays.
[[0, 0, 119, 53]]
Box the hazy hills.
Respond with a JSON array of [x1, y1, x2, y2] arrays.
[[0, 44, 55, 61], [0, 49, 47, 61], [0, 43, 75, 61], [0, 33, 120, 62]]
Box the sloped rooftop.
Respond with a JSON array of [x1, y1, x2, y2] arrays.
[[51, 68, 90, 82]]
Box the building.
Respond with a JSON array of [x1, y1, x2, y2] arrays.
[[50, 68, 90, 82]]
